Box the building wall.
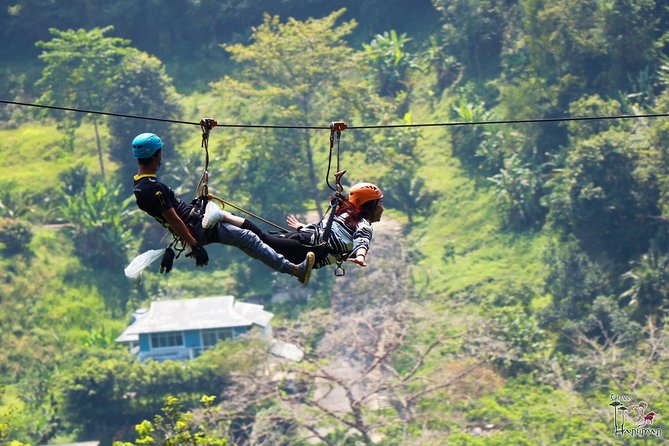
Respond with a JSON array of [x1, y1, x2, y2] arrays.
[[134, 326, 262, 361]]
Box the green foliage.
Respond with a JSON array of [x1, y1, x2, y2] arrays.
[[462, 380, 605, 445], [56, 352, 228, 440], [621, 246, 669, 318], [3, 1, 669, 444], [59, 181, 134, 271], [488, 154, 544, 229], [432, 0, 508, 80], [378, 126, 437, 224], [541, 238, 614, 334], [421, 34, 461, 94], [36, 26, 130, 170], [213, 9, 391, 219], [484, 304, 550, 374], [0, 387, 31, 446], [113, 395, 228, 446], [363, 30, 417, 97], [0, 183, 34, 220], [382, 159, 436, 224], [0, 219, 32, 256], [549, 129, 660, 263], [36, 26, 129, 109], [449, 95, 495, 174], [57, 162, 90, 196]]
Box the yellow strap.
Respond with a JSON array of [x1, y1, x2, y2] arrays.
[[134, 174, 157, 181]]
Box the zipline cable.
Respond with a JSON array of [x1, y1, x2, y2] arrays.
[[2, 99, 669, 130], [346, 113, 669, 129], [0, 99, 329, 129]]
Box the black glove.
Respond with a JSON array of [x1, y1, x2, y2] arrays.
[[191, 244, 209, 267], [160, 247, 175, 273]]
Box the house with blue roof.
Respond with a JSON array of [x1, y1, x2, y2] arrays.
[[115, 295, 273, 362]]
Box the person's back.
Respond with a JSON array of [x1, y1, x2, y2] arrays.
[[133, 174, 198, 231]]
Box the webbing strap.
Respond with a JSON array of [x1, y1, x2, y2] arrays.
[[196, 118, 217, 199]]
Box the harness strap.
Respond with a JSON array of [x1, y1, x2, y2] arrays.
[[326, 121, 347, 192]]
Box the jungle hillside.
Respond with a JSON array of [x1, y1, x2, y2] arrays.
[[1, 1, 669, 445]]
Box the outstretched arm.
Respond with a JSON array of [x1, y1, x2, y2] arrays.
[[287, 214, 306, 230], [349, 248, 368, 267]]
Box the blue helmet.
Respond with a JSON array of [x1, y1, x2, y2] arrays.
[[132, 133, 163, 159]]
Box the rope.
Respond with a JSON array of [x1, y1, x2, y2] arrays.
[[208, 194, 290, 233], [3, 99, 669, 130]]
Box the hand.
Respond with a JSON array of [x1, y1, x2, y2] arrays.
[[286, 214, 306, 230], [349, 254, 367, 267], [187, 244, 209, 267], [160, 247, 175, 273]]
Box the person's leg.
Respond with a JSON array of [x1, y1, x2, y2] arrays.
[[209, 221, 297, 274], [241, 219, 329, 266], [258, 232, 314, 264]]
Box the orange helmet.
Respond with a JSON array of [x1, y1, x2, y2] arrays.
[[348, 182, 383, 207]]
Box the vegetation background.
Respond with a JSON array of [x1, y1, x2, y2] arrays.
[[1, 0, 669, 445]]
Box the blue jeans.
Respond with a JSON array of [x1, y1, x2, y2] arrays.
[[204, 222, 295, 274]]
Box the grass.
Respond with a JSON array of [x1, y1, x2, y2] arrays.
[[407, 96, 548, 301], [0, 123, 114, 196]]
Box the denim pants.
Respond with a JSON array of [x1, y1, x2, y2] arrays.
[[204, 222, 295, 274]]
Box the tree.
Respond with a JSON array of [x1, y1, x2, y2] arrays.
[[432, 0, 508, 80], [212, 307, 479, 446], [59, 181, 134, 272], [621, 247, 669, 318], [556, 129, 660, 263], [363, 30, 416, 97], [0, 387, 30, 446], [488, 154, 544, 229], [378, 127, 436, 224], [106, 49, 184, 196], [212, 9, 387, 218], [36, 26, 131, 181], [57, 351, 229, 442], [517, 0, 660, 100], [113, 395, 228, 446]]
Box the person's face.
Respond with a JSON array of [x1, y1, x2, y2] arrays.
[[370, 200, 384, 223]]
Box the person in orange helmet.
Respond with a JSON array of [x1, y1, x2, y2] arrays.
[[203, 182, 384, 270]]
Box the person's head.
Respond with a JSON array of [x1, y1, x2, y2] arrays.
[[132, 133, 163, 168], [346, 182, 384, 223]]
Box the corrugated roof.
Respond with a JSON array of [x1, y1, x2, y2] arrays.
[[115, 296, 272, 342]]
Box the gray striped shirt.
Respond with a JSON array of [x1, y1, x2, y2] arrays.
[[300, 212, 373, 268]]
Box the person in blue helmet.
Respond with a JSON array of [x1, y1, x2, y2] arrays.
[[131, 132, 315, 284]]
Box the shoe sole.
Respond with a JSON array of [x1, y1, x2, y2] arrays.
[[202, 204, 220, 228], [300, 252, 316, 285]]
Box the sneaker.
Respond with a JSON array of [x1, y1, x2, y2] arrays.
[[202, 201, 225, 228], [296, 251, 316, 285]]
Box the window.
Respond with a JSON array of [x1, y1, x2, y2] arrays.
[[201, 328, 234, 347], [150, 331, 183, 349]]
